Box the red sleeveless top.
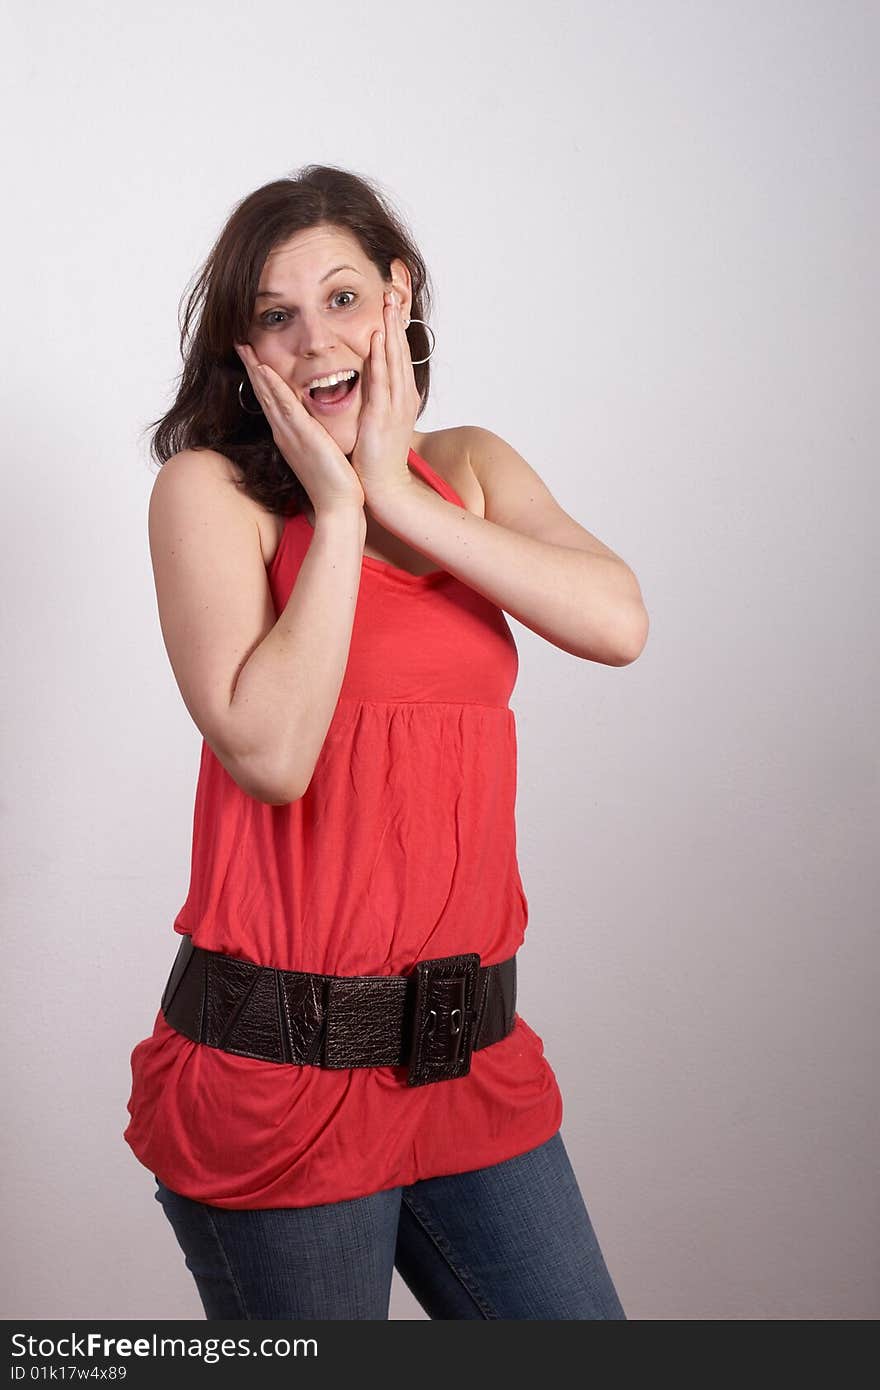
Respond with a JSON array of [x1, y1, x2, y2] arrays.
[[124, 447, 563, 1209]]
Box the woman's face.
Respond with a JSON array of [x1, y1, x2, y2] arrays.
[[245, 223, 412, 453]]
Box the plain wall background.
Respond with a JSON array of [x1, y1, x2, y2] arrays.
[[2, 0, 877, 1320]]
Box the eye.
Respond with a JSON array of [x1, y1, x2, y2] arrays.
[[260, 291, 358, 328]]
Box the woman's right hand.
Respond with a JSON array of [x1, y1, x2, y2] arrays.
[[234, 343, 365, 516]]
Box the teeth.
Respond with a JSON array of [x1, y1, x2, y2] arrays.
[[307, 369, 358, 391]]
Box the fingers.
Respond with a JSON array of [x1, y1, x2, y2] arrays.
[[382, 291, 399, 401], [384, 289, 411, 404], [235, 343, 299, 421], [366, 320, 387, 405], [234, 342, 268, 411], [363, 293, 404, 414]]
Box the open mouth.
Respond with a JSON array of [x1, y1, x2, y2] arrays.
[[307, 372, 360, 409]]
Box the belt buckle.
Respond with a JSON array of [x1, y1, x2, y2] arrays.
[[406, 952, 481, 1086]]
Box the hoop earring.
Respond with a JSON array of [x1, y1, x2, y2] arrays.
[[404, 317, 436, 365], [238, 378, 264, 415]]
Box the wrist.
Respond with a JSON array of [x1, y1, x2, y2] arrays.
[[363, 471, 418, 522], [312, 502, 367, 537]]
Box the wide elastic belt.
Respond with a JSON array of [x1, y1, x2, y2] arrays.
[[160, 934, 517, 1087]]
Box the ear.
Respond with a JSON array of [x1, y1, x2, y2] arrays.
[[388, 257, 414, 318]]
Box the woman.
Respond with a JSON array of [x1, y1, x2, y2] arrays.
[[124, 163, 646, 1320]]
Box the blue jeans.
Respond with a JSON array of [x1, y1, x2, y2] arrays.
[[153, 1129, 626, 1320]]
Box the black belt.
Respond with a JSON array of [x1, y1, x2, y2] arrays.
[[160, 934, 517, 1087]]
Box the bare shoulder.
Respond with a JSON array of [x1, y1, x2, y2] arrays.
[[413, 426, 485, 517], [457, 424, 629, 562], [151, 446, 248, 498], [149, 446, 261, 532], [148, 447, 266, 570]]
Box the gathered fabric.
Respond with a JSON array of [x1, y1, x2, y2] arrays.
[[124, 448, 563, 1209]]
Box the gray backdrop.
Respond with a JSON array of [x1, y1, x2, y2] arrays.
[[2, 0, 877, 1320]]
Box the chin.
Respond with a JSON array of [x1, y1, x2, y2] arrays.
[[323, 414, 360, 446]]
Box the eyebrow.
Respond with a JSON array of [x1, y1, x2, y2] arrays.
[[255, 265, 362, 299]]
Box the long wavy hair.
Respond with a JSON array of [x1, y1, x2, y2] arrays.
[[142, 164, 435, 517]]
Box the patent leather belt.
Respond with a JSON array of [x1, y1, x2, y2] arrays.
[[160, 934, 517, 1087]]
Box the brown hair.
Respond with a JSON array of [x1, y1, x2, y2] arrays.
[[142, 164, 435, 516]]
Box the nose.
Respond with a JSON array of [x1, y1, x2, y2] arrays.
[[294, 309, 340, 357]]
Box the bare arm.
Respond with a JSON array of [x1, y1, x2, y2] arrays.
[[227, 508, 365, 801], [368, 427, 649, 666], [149, 450, 366, 805]]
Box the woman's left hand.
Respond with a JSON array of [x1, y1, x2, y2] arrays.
[[350, 290, 422, 504]]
